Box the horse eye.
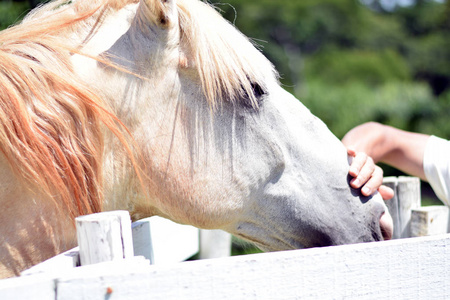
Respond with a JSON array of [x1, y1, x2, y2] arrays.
[[240, 82, 267, 109], [251, 82, 266, 99]]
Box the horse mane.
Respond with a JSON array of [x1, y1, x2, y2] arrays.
[[0, 0, 138, 218]]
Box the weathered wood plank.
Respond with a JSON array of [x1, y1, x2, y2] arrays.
[[397, 176, 421, 238], [54, 234, 450, 300], [383, 176, 421, 238], [0, 274, 55, 299], [76, 210, 133, 266], [133, 216, 199, 264], [411, 206, 449, 237], [56, 257, 151, 300], [21, 247, 79, 277], [383, 177, 401, 238], [131, 218, 155, 263]]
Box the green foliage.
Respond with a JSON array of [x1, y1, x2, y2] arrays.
[[299, 80, 437, 138], [421, 90, 450, 139], [407, 32, 450, 77], [305, 49, 411, 86], [354, 12, 406, 50], [0, 1, 30, 30], [231, 236, 263, 256]]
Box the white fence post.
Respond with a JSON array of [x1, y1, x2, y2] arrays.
[[75, 210, 133, 266], [199, 230, 232, 259], [397, 176, 421, 238], [383, 176, 421, 238], [383, 177, 400, 238]]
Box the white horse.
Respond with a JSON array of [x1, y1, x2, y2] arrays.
[[0, 0, 392, 278]]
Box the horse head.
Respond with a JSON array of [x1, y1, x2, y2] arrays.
[[69, 0, 392, 250], [0, 0, 393, 278]]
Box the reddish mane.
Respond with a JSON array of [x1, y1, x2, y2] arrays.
[[0, 0, 137, 218]]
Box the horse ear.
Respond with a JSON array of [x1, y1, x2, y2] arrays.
[[138, 0, 178, 28]]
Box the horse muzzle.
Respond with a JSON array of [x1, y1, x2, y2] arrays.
[[379, 210, 393, 240]]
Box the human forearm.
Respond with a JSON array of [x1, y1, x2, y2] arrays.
[[343, 122, 393, 162], [379, 127, 430, 180]]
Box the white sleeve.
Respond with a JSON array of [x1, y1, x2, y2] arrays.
[[423, 135, 450, 206]]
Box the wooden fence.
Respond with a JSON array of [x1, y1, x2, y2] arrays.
[[383, 176, 449, 238], [1, 176, 449, 299]]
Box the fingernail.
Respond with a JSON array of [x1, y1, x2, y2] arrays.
[[352, 178, 360, 187], [350, 167, 358, 176], [362, 187, 371, 195]]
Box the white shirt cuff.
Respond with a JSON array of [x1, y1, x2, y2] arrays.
[[423, 135, 450, 206]]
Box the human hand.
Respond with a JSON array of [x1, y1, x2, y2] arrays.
[[347, 147, 394, 200], [344, 122, 429, 181], [342, 122, 386, 162]]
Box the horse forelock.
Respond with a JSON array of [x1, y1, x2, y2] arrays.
[[177, 0, 278, 110]]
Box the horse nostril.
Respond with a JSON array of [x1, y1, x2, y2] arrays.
[[379, 211, 393, 240]]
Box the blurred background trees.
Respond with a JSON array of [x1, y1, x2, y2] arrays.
[[215, 0, 449, 137], [1, 0, 449, 202]]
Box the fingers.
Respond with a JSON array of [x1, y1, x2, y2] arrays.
[[346, 146, 357, 158], [349, 152, 374, 185], [353, 165, 382, 196], [348, 148, 392, 198], [379, 185, 395, 201]]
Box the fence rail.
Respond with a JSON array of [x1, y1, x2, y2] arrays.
[[1, 176, 449, 299], [2, 233, 450, 299]]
